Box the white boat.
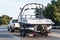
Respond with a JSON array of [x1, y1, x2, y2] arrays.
[[18, 3, 54, 37]]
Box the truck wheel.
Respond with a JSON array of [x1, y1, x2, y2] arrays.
[[8, 26, 10, 31], [8, 28, 10, 31], [11, 29, 15, 32], [10, 29, 15, 32]]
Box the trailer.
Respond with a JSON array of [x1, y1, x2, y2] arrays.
[[18, 3, 54, 37]]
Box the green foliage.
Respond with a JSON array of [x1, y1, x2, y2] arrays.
[[34, 7, 42, 15], [0, 15, 12, 25], [34, 0, 60, 25], [0, 16, 2, 25], [44, 0, 60, 26], [34, 7, 44, 18], [44, 4, 54, 20]]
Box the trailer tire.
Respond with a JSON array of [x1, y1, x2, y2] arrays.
[[44, 33, 48, 36], [21, 30, 26, 37], [41, 32, 48, 36]]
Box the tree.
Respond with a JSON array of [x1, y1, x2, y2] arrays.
[[54, 0, 60, 25], [44, 4, 54, 20], [44, 0, 60, 25], [0, 16, 2, 25], [34, 7, 44, 18], [2, 15, 12, 25]]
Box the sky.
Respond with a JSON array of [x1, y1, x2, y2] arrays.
[[0, 0, 51, 19]]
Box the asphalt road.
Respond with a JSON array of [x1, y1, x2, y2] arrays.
[[19, 29, 60, 40], [0, 25, 20, 40], [0, 25, 60, 40]]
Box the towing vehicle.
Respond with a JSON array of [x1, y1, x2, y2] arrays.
[[18, 3, 54, 37], [8, 19, 20, 32]]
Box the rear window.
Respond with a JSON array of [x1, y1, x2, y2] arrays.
[[12, 20, 18, 23]]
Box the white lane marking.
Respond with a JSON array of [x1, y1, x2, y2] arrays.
[[9, 33, 20, 39]]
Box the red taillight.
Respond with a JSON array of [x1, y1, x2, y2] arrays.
[[14, 24, 15, 26]]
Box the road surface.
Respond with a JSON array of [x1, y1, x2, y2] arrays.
[[0, 25, 60, 40], [0, 25, 20, 40]]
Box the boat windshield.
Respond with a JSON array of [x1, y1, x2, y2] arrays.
[[22, 9, 44, 19], [21, 4, 44, 19]]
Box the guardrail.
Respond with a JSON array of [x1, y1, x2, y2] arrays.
[[52, 26, 60, 29]]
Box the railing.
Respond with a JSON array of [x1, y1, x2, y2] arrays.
[[21, 15, 44, 19], [52, 26, 60, 29]]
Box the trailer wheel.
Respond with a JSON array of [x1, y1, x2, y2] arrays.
[[20, 24, 27, 37], [44, 33, 48, 36], [41, 31, 48, 36], [20, 30, 26, 37], [22, 31, 26, 37]]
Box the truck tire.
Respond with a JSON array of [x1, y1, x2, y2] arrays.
[[11, 29, 15, 32], [8, 28, 10, 31], [8, 26, 10, 31], [10, 28, 15, 32]]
